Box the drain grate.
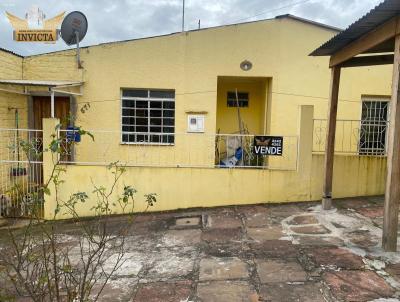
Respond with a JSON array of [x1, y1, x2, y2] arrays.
[[170, 214, 204, 230]]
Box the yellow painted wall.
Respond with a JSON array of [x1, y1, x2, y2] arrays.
[[41, 106, 385, 219], [21, 16, 393, 143], [22, 51, 82, 82], [0, 50, 25, 130], [0, 50, 28, 193], [0, 16, 393, 215], [267, 19, 392, 135], [45, 154, 386, 219], [311, 154, 387, 199], [216, 77, 268, 134]]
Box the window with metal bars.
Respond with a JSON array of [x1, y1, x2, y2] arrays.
[[121, 89, 175, 144], [227, 92, 249, 107], [359, 99, 389, 155]]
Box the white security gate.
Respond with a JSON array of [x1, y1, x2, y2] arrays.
[[0, 129, 43, 218]]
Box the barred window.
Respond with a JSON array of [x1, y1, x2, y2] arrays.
[[121, 89, 175, 144], [227, 92, 249, 107], [359, 99, 389, 155]]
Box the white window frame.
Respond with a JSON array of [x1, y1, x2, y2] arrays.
[[359, 97, 390, 155], [120, 89, 175, 145]]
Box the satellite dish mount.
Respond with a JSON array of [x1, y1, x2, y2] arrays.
[[74, 30, 81, 68], [60, 11, 88, 69]]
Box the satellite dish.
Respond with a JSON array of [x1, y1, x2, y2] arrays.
[[60, 11, 88, 68], [61, 11, 88, 46]]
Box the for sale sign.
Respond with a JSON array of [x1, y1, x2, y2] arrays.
[[253, 136, 283, 156]]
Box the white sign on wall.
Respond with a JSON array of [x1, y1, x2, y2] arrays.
[[187, 115, 205, 133]]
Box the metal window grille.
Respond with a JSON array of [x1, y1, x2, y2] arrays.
[[121, 89, 175, 144], [359, 100, 389, 155], [227, 92, 249, 107]]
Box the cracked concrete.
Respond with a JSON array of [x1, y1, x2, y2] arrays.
[[1, 196, 400, 301]]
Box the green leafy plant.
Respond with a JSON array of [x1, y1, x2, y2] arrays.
[[0, 125, 157, 301]]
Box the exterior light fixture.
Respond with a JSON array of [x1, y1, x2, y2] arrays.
[[240, 60, 253, 71]]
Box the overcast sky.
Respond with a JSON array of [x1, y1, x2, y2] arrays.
[[0, 0, 383, 56]]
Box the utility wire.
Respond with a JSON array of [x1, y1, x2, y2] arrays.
[[271, 91, 360, 104], [225, 0, 314, 24], [76, 89, 364, 105]]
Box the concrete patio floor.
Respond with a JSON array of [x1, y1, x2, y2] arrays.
[[2, 195, 400, 302]]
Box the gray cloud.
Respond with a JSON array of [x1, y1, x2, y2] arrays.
[[0, 0, 383, 56]]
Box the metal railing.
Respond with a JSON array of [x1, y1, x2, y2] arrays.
[[0, 128, 44, 217], [313, 119, 389, 156], [58, 130, 299, 171], [214, 133, 298, 170]]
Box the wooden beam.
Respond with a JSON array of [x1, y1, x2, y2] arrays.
[[330, 16, 400, 67], [322, 66, 341, 210], [383, 34, 400, 252], [340, 54, 394, 68]]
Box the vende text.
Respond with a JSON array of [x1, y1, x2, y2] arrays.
[[254, 146, 282, 155]]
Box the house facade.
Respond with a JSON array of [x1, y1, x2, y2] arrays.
[[0, 15, 392, 219]]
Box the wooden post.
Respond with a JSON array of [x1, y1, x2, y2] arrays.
[[382, 34, 400, 252], [322, 66, 341, 210]]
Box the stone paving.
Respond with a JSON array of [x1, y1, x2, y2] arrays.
[[1, 196, 400, 301]]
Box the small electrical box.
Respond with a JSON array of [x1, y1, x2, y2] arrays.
[[187, 115, 205, 133]]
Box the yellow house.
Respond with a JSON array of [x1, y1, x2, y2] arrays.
[[0, 15, 391, 219]]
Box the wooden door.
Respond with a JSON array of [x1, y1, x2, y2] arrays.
[[33, 96, 70, 130], [33, 95, 71, 158], [32, 97, 71, 184]]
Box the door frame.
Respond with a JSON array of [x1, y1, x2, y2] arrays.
[[28, 93, 77, 130], [28, 93, 77, 163]]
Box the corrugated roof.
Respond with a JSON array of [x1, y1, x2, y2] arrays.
[[0, 80, 83, 87], [310, 0, 400, 56]]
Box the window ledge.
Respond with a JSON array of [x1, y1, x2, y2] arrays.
[[185, 111, 208, 114]]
